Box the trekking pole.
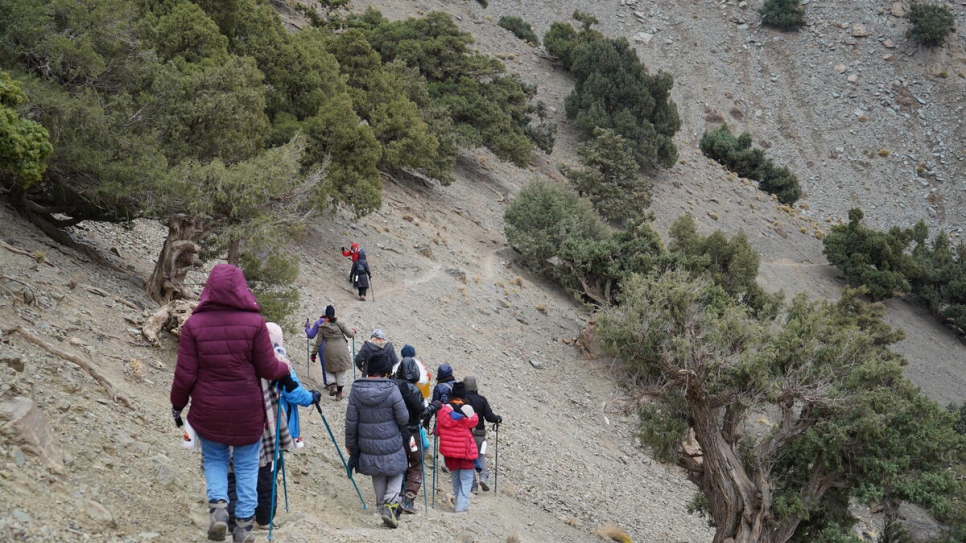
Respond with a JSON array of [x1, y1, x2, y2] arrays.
[[312, 401, 367, 509], [419, 430, 428, 513], [305, 333, 310, 379], [370, 277, 375, 302], [268, 386, 285, 541], [280, 449, 289, 512], [351, 337, 356, 381], [495, 423, 502, 493], [432, 429, 438, 509]]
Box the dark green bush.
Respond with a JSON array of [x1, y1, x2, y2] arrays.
[[906, 3, 956, 47], [822, 209, 919, 301], [565, 37, 680, 171], [760, 0, 806, 30], [700, 124, 801, 205], [911, 224, 966, 335], [542, 11, 603, 71], [498, 16, 539, 45]]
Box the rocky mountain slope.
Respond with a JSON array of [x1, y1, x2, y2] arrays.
[[2, 0, 965, 542]]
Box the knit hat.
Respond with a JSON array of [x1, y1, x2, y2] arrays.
[[450, 381, 466, 399], [367, 349, 393, 377], [324, 305, 335, 320], [463, 376, 478, 394], [266, 322, 284, 349], [437, 364, 453, 381], [371, 328, 386, 340], [401, 344, 416, 358]]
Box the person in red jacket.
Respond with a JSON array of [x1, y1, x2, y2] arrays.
[[340, 243, 364, 283], [434, 382, 478, 512], [170, 264, 297, 543]]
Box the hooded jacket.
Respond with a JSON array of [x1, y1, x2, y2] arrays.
[[345, 378, 409, 476], [463, 376, 500, 432], [394, 358, 425, 429], [170, 264, 291, 446], [435, 403, 478, 461], [312, 320, 355, 373], [354, 339, 398, 375]]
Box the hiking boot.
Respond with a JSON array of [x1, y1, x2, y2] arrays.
[[207, 500, 229, 541], [335, 391, 344, 401], [382, 502, 400, 528], [233, 516, 255, 543], [360, 295, 366, 301], [328, 384, 338, 396], [479, 477, 490, 492], [400, 496, 416, 514]]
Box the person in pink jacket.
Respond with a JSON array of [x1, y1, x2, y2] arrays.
[[434, 382, 478, 512], [170, 264, 296, 543]]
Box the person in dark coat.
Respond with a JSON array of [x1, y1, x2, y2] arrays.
[[463, 376, 502, 493], [354, 329, 398, 377], [393, 357, 426, 513], [341, 242, 362, 283], [351, 253, 372, 301], [170, 264, 297, 543], [345, 348, 409, 528]]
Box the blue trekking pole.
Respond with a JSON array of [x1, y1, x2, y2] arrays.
[[313, 401, 367, 509], [419, 432, 428, 513]]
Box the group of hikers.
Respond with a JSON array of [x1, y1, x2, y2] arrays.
[[170, 260, 503, 542]]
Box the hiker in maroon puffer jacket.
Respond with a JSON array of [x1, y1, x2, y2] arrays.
[[170, 263, 297, 543]]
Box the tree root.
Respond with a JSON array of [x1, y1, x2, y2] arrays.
[[142, 299, 198, 346], [4, 326, 134, 410]]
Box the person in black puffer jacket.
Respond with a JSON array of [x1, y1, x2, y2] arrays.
[[393, 356, 426, 513]]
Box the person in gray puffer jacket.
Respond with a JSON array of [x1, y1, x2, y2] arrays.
[[345, 351, 409, 529]]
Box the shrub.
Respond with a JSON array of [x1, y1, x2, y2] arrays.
[[700, 124, 801, 205], [760, 0, 806, 30], [498, 16, 539, 45], [822, 208, 919, 301], [542, 11, 603, 71], [911, 224, 966, 335], [565, 37, 680, 171], [906, 3, 956, 47]]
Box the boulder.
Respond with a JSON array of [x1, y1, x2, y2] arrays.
[[0, 396, 64, 473]]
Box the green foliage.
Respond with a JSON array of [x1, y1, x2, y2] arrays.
[[910, 225, 966, 335], [565, 37, 680, 171], [823, 208, 919, 301], [561, 128, 651, 224], [759, 0, 806, 30], [498, 16, 539, 45], [153, 1, 229, 64], [700, 124, 801, 205], [354, 10, 537, 168], [240, 249, 301, 324], [906, 3, 956, 47], [303, 93, 383, 217], [326, 29, 439, 173], [668, 214, 782, 317], [0, 71, 53, 189], [597, 275, 965, 542]]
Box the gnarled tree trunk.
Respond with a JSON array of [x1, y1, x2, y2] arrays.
[[146, 214, 205, 304]]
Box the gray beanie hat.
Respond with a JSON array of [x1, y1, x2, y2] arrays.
[[463, 376, 478, 394]]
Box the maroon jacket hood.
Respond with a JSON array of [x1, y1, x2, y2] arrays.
[[194, 263, 261, 314]]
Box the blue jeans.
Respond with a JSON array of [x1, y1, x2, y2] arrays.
[[450, 469, 474, 512], [199, 435, 261, 519]]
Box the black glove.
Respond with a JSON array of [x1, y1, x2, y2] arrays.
[[310, 354, 317, 363], [346, 452, 359, 478], [172, 407, 183, 428], [310, 390, 322, 404], [495, 415, 503, 424], [341, 246, 346, 252], [278, 373, 299, 393]]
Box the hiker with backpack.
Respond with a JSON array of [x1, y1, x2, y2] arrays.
[[401, 344, 431, 403], [345, 351, 409, 528], [420, 364, 456, 429], [393, 352, 427, 514], [170, 264, 301, 543], [354, 329, 398, 377], [462, 376, 502, 493], [434, 382, 478, 513], [307, 305, 356, 401], [351, 252, 372, 301]]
